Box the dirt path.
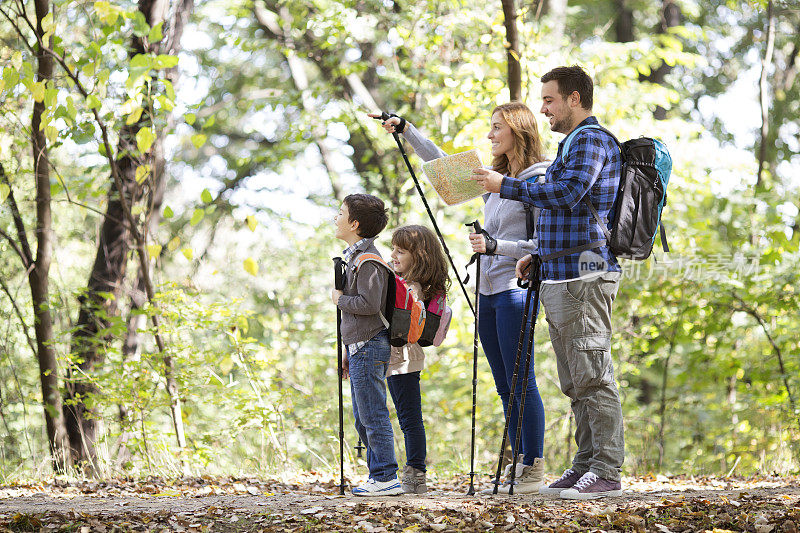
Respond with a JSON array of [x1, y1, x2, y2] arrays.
[[1, 476, 798, 531]]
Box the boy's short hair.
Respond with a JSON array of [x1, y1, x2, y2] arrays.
[[541, 65, 594, 110], [343, 193, 388, 238]]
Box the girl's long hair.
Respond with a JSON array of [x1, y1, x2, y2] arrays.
[[490, 102, 545, 178], [391, 225, 451, 301]]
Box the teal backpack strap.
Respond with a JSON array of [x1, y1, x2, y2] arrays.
[[559, 124, 602, 164]]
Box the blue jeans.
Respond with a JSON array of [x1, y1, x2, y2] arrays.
[[478, 288, 545, 464], [387, 371, 426, 472], [348, 329, 398, 482]]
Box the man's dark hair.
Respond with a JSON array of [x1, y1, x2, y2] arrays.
[[343, 193, 388, 238], [541, 65, 593, 110]]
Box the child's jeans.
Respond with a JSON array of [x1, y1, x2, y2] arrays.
[[349, 329, 398, 482], [387, 371, 426, 472]]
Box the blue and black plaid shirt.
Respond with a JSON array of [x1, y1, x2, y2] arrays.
[[500, 117, 622, 281]]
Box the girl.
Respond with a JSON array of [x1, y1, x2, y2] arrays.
[[387, 224, 450, 494], [372, 102, 548, 494]]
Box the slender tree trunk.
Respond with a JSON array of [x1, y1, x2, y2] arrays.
[[64, 0, 193, 469], [501, 0, 521, 101], [657, 320, 681, 469], [757, 0, 775, 191], [29, 0, 70, 472], [640, 0, 682, 120], [615, 0, 634, 43]]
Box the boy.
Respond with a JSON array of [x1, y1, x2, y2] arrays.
[[331, 193, 403, 496]]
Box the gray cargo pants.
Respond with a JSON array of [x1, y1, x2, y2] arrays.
[[540, 272, 623, 481]]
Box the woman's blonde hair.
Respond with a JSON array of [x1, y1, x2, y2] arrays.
[[490, 102, 545, 178], [391, 225, 450, 301]]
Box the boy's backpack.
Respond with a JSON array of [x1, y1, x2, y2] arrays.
[[354, 253, 427, 347], [560, 125, 672, 261], [417, 293, 452, 347]]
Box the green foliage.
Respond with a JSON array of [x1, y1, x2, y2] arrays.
[[0, 0, 798, 480]]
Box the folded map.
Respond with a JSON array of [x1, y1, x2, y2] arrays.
[[421, 150, 485, 206]]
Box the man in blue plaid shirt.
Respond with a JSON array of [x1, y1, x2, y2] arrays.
[[475, 65, 625, 500]]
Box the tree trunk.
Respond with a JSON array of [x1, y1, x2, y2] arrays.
[[756, 0, 775, 191], [501, 0, 521, 101], [615, 0, 634, 43], [29, 0, 70, 472], [645, 0, 682, 120], [64, 0, 193, 470]]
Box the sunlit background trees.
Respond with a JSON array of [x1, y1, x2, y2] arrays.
[[0, 0, 797, 480]]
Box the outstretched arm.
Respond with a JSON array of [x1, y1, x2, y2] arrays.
[[367, 113, 447, 162]]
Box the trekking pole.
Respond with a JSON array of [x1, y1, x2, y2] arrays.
[[465, 220, 483, 495], [489, 255, 540, 495], [372, 112, 475, 317], [507, 255, 541, 495], [333, 257, 347, 495]]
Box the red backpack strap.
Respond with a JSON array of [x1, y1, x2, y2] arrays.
[[353, 253, 393, 330], [354, 253, 392, 273]]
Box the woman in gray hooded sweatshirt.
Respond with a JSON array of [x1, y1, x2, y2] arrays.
[[372, 102, 549, 494]]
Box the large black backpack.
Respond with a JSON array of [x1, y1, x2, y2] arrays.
[[560, 125, 672, 261]]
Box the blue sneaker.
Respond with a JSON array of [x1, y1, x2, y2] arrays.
[[352, 477, 403, 497]]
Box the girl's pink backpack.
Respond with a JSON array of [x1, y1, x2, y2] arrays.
[[418, 293, 452, 347]]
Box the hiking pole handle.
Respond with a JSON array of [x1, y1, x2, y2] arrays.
[[333, 257, 346, 291], [467, 220, 483, 235], [517, 254, 540, 289]]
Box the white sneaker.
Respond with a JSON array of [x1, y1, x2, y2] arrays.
[[352, 477, 403, 497]]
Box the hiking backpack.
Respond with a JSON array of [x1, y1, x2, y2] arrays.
[[560, 124, 672, 261], [354, 253, 451, 347], [417, 292, 451, 348], [354, 253, 426, 347]]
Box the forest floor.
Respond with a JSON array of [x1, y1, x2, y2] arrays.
[[0, 473, 798, 532]]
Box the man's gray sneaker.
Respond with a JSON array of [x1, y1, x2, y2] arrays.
[[559, 472, 622, 500], [538, 468, 584, 495], [401, 465, 427, 494]]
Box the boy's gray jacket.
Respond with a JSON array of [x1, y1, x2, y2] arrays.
[[337, 237, 390, 345], [403, 123, 550, 295]]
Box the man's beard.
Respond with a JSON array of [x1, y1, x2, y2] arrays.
[[551, 109, 573, 134]]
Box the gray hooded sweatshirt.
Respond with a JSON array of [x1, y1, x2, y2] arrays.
[[403, 123, 549, 296]]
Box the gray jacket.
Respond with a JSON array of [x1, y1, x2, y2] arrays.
[[337, 238, 390, 345], [403, 123, 550, 295]]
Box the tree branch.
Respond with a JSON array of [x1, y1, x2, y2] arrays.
[[729, 294, 797, 428], [0, 164, 33, 268], [0, 276, 37, 356]]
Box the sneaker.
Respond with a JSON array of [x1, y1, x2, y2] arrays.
[[479, 455, 525, 494], [559, 472, 622, 500], [401, 465, 427, 494], [352, 477, 403, 497], [538, 468, 583, 495]]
